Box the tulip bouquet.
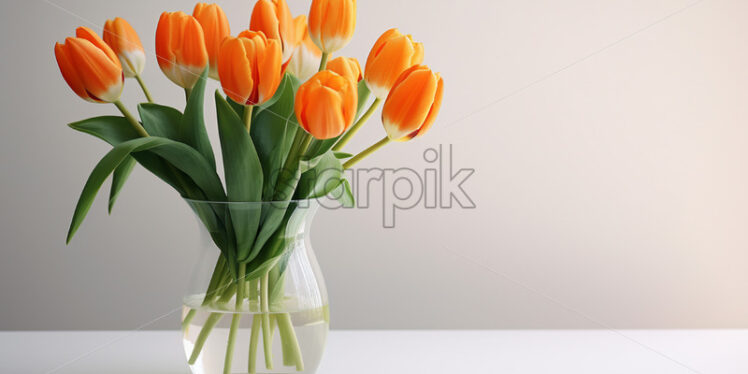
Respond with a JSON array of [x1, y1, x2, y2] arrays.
[[55, 0, 443, 373]]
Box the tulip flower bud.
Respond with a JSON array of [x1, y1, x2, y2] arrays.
[[102, 18, 145, 78], [218, 31, 283, 106], [382, 65, 443, 141], [54, 26, 124, 103], [155, 11, 209, 89], [365, 28, 424, 99], [250, 0, 297, 62], [327, 56, 362, 83], [295, 70, 358, 139], [193, 3, 231, 80], [286, 16, 322, 82], [308, 0, 356, 54]]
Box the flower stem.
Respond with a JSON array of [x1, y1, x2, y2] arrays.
[[248, 314, 261, 374], [343, 137, 392, 169], [113, 100, 149, 137], [134, 74, 154, 103], [224, 313, 241, 374], [277, 313, 304, 371], [184, 87, 193, 102], [181, 309, 196, 331], [243, 105, 254, 132], [188, 313, 222, 365], [333, 98, 381, 151], [260, 272, 273, 369], [319, 52, 329, 71]]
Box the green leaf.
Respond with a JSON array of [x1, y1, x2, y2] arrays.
[[181, 68, 216, 170], [355, 78, 372, 118], [294, 150, 345, 200], [333, 151, 353, 159], [69, 116, 188, 195], [68, 116, 139, 144], [138, 103, 182, 140], [330, 179, 355, 208], [108, 156, 136, 214], [250, 74, 300, 200], [254, 73, 300, 116], [67, 137, 225, 243], [215, 91, 264, 263]]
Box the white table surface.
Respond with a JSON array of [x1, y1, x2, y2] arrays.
[[1, 330, 746, 374]]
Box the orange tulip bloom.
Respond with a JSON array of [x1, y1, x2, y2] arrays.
[[365, 28, 424, 99], [193, 3, 231, 80], [54, 26, 123, 103], [308, 0, 356, 54], [327, 56, 362, 83], [286, 16, 322, 82], [250, 0, 297, 62], [155, 11, 209, 89], [295, 70, 357, 139], [217, 31, 283, 106], [382, 65, 443, 141], [103, 18, 145, 78]]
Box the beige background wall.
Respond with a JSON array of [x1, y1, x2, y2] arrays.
[[1, 0, 747, 330]]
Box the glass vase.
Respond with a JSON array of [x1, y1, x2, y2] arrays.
[[181, 199, 329, 374]]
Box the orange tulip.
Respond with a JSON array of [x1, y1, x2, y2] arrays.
[[286, 16, 322, 82], [382, 65, 443, 141], [308, 0, 356, 54], [217, 31, 283, 106], [326, 56, 362, 83], [193, 3, 231, 80], [102, 18, 145, 78], [295, 70, 357, 139], [155, 11, 209, 89], [365, 28, 424, 99], [54, 26, 123, 103], [250, 0, 297, 61]]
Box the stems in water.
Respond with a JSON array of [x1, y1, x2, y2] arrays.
[[260, 272, 273, 369], [248, 314, 262, 374]]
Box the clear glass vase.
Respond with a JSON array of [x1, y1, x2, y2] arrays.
[[181, 199, 329, 374]]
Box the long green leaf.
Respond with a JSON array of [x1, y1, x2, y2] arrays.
[[68, 116, 138, 144], [108, 156, 136, 214], [138, 103, 182, 140], [215, 91, 264, 263], [250, 74, 300, 200], [67, 137, 226, 243], [294, 150, 345, 200], [181, 68, 216, 169], [69, 116, 186, 195]]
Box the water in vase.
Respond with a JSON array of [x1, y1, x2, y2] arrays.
[[182, 296, 329, 374]]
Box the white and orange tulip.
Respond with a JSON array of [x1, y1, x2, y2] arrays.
[[308, 0, 356, 54], [382, 65, 443, 141], [286, 16, 322, 82], [326, 56, 362, 84], [102, 18, 145, 78], [193, 3, 231, 80], [365, 28, 423, 99], [54, 26, 124, 103], [295, 70, 357, 139], [250, 0, 298, 62], [217, 31, 283, 106], [155, 11, 209, 89]]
